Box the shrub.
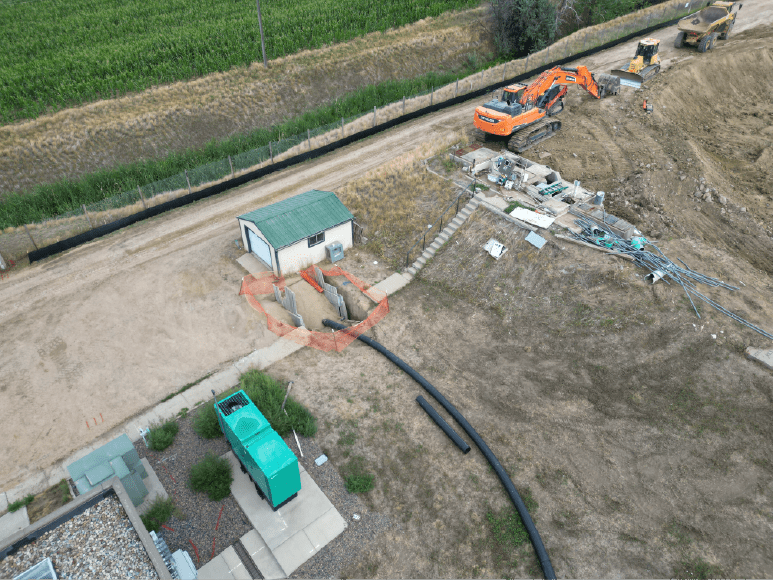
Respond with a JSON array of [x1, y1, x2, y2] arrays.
[[147, 420, 180, 451], [491, 0, 557, 57], [140, 497, 178, 533], [8, 494, 34, 512], [240, 370, 317, 437], [58, 479, 71, 505], [341, 456, 375, 493], [189, 453, 233, 501], [193, 403, 223, 439]]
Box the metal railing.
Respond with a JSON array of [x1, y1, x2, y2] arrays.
[[404, 179, 476, 268]]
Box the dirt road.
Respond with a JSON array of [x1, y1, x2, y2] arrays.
[[1, 0, 771, 534]]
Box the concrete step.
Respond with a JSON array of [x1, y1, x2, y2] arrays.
[[460, 208, 473, 218], [429, 240, 442, 251], [240, 530, 286, 580], [437, 232, 450, 243], [405, 267, 417, 276], [450, 217, 464, 228], [424, 247, 437, 258], [416, 256, 427, 266]]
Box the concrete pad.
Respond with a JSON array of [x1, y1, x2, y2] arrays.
[[237, 253, 269, 275], [226, 451, 346, 577], [0, 506, 30, 544], [0, 492, 7, 513], [240, 530, 285, 580], [485, 196, 510, 211], [221, 546, 251, 580], [135, 459, 168, 516], [196, 553, 235, 580], [5, 472, 47, 504], [303, 507, 346, 551], [373, 273, 411, 295], [746, 347, 773, 371], [272, 531, 316, 576], [44, 465, 69, 488]]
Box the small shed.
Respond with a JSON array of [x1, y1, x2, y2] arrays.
[[237, 190, 354, 276]]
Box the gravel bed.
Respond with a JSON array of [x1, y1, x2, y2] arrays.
[[289, 435, 394, 579], [136, 406, 393, 578], [134, 412, 252, 569], [0, 495, 157, 579]]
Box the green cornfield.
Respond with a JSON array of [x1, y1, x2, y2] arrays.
[[0, 0, 481, 124]]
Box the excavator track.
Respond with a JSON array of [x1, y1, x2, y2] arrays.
[[507, 119, 562, 153]]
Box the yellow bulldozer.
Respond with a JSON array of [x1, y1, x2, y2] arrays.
[[611, 38, 660, 88]]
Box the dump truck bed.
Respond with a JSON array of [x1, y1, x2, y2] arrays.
[[678, 6, 730, 32]]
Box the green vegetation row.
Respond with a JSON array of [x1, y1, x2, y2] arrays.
[[0, 0, 480, 124], [193, 369, 318, 440], [0, 61, 491, 229]]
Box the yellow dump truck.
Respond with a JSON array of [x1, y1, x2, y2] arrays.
[[675, 1, 742, 52]]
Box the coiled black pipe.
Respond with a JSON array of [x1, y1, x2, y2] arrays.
[[323, 319, 555, 579], [416, 395, 471, 454]]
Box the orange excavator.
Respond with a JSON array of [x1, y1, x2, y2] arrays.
[[473, 65, 619, 152]]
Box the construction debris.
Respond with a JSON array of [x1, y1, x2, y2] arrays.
[[510, 206, 555, 229], [525, 231, 546, 249], [483, 238, 507, 260], [570, 217, 773, 341]]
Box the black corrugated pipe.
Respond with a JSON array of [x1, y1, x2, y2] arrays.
[[416, 395, 471, 454], [322, 319, 555, 579]]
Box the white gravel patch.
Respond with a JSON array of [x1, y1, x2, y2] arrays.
[[0, 494, 158, 579]]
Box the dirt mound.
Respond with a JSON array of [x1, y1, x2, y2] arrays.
[[541, 25, 773, 275]]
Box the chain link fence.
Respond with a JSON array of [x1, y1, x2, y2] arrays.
[[1, 0, 703, 262]]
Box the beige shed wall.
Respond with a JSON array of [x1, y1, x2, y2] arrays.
[[275, 221, 353, 275]]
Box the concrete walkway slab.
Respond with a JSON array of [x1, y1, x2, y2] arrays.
[[136, 459, 168, 516], [0, 506, 30, 544], [225, 451, 346, 576], [0, 492, 7, 513], [221, 546, 251, 580], [237, 253, 269, 275], [240, 530, 285, 580], [746, 347, 773, 371], [374, 273, 412, 295], [234, 340, 304, 374], [196, 553, 235, 580]]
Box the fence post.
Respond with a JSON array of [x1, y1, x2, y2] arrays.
[[229, 155, 234, 178], [402, 96, 406, 115], [547, 45, 550, 62], [185, 169, 192, 194], [583, 33, 587, 52], [455, 78, 458, 97], [526, 53, 530, 70], [502, 63, 507, 82], [341, 117, 344, 138], [373, 106, 376, 128], [82, 205, 93, 229], [137, 185, 147, 209], [646, 12, 651, 27], [270, 141, 274, 163], [24, 225, 38, 251], [430, 87, 433, 106]]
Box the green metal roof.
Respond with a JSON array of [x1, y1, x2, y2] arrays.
[[238, 190, 353, 249]]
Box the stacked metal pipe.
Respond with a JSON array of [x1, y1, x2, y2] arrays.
[[570, 217, 773, 341]]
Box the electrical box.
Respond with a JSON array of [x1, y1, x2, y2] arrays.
[[325, 242, 344, 263], [215, 391, 301, 510]]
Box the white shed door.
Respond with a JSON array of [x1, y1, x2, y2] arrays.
[[247, 228, 272, 267]]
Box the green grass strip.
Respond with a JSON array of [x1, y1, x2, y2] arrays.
[[0, 59, 493, 229]]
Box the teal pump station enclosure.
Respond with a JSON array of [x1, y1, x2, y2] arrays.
[[215, 390, 301, 509]]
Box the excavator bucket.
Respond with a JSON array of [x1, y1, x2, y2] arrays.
[[611, 69, 645, 88]]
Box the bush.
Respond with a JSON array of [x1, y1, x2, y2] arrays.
[[147, 420, 180, 451], [8, 494, 34, 512], [189, 453, 233, 501], [240, 370, 317, 437], [491, 0, 557, 57], [193, 403, 223, 439], [140, 497, 178, 533], [341, 456, 375, 493]]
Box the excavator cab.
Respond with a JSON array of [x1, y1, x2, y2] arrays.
[[502, 85, 526, 106]]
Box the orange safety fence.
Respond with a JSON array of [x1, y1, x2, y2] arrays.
[[238, 265, 389, 352]]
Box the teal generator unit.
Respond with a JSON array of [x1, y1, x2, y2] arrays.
[[214, 390, 301, 510]]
